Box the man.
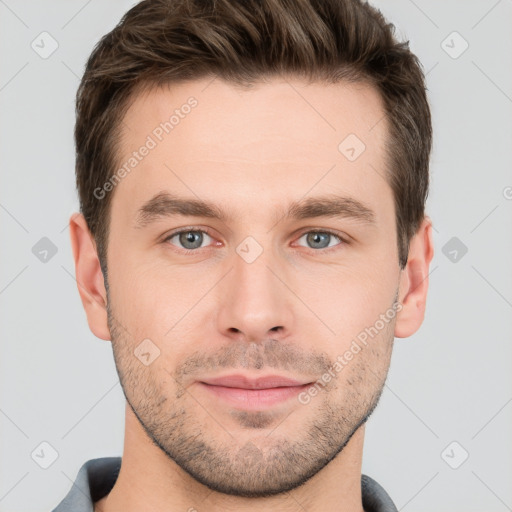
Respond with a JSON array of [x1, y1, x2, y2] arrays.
[[54, 0, 434, 510]]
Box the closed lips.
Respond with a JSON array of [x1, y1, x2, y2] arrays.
[[199, 374, 311, 389]]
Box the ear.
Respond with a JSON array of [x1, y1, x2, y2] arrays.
[[394, 216, 435, 338], [69, 212, 111, 341]]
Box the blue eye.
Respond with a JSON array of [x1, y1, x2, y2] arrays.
[[296, 230, 344, 250], [165, 229, 213, 251]]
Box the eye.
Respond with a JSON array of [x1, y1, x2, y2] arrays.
[[162, 228, 347, 254], [295, 230, 345, 251], [164, 229, 214, 251]]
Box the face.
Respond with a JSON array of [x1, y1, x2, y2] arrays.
[[105, 77, 401, 497]]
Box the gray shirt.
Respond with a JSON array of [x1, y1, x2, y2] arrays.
[[52, 457, 398, 512]]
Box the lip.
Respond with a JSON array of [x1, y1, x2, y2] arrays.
[[197, 374, 313, 410], [200, 374, 310, 389]]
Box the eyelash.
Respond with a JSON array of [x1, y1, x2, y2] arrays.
[[162, 227, 348, 254]]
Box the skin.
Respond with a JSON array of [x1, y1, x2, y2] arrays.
[[70, 76, 434, 512]]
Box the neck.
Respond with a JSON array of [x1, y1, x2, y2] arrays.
[[95, 403, 366, 512]]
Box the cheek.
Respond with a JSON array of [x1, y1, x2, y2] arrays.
[[294, 264, 396, 343], [108, 257, 185, 329]]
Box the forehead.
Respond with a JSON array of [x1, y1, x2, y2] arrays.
[[120, 76, 388, 159], [112, 76, 391, 223]]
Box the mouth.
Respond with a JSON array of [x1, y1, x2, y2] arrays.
[[197, 374, 313, 410]]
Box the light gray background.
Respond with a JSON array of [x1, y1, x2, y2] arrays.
[[1, 1, 511, 511]]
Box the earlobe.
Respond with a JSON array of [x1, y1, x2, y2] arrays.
[[69, 212, 111, 341], [394, 216, 435, 339]]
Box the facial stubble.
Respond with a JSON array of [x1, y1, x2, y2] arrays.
[[106, 295, 396, 497]]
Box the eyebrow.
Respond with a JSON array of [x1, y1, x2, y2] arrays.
[[134, 191, 376, 229]]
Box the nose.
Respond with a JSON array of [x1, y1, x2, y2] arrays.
[[216, 244, 294, 343]]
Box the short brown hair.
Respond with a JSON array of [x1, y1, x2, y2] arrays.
[[75, 0, 432, 275]]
